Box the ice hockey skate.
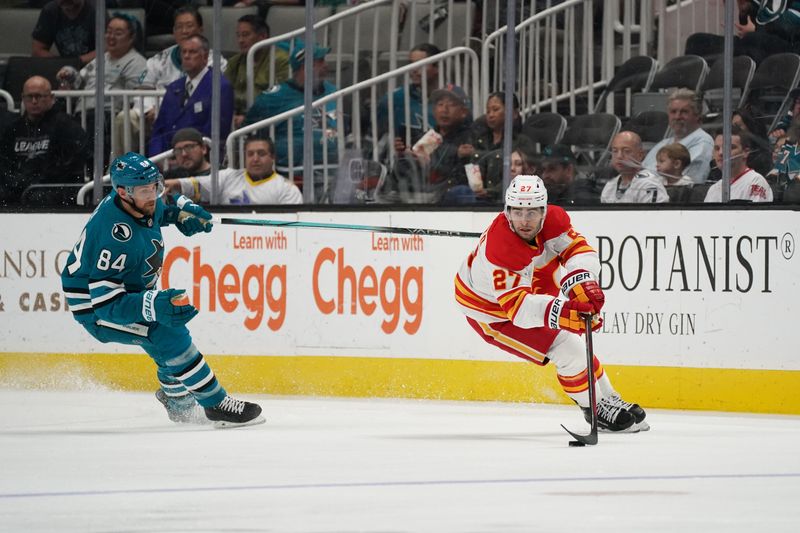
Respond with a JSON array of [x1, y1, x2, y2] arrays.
[[204, 395, 265, 428], [582, 395, 647, 432], [155, 389, 207, 425]]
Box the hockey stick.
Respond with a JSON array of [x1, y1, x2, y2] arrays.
[[215, 217, 483, 238], [561, 313, 598, 446]]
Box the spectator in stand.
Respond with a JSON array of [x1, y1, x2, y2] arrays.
[[32, 0, 96, 65], [539, 144, 599, 205], [166, 136, 302, 205], [376, 43, 441, 144], [770, 116, 800, 202], [225, 15, 290, 128], [243, 41, 338, 199], [56, 13, 147, 160], [510, 142, 535, 179], [461, 91, 530, 203], [642, 89, 714, 183], [163, 127, 210, 179], [148, 34, 234, 156], [705, 128, 772, 202], [392, 84, 474, 204], [602, 131, 669, 203], [132, 7, 228, 136], [656, 143, 695, 187], [685, 1, 800, 64], [769, 88, 800, 140], [0, 76, 89, 206], [733, 108, 773, 177]]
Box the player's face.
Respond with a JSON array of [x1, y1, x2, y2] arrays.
[[508, 207, 545, 241], [245, 141, 275, 179], [125, 181, 164, 216]]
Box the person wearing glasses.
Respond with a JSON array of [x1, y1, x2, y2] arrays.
[[163, 128, 210, 179], [0, 75, 89, 206]]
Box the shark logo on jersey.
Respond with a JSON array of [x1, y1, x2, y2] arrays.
[[143, 239, 164, 285], [111, 223, 132, 242]]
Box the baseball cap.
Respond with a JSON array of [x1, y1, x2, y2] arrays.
[[541, 144, 576, 165], [171, 127, 203, 147], [289, 41, 331, 71], [430, 84, 469, 107]]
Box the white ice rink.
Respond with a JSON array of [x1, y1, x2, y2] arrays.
[[1, 389, 799, 532]]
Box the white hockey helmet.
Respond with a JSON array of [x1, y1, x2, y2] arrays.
[[505, 174, 548, 210]]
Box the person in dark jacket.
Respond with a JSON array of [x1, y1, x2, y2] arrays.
[[0, 76, 89, 206]]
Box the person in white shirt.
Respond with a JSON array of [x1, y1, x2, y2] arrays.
[[601, 131, 669, 204], [166, 136, 302, 205], [642, 88, 714, 183], [704, 129, 773, 203]]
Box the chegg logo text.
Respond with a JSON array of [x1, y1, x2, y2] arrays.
[[312, 247, 423, 334], [162, 246, 286, 331]]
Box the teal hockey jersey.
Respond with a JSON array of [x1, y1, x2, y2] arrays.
[[61, 193, 171, 327]]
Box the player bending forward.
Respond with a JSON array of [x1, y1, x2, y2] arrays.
[[455, 175, 648, 432], [61, 152, 264, 428]]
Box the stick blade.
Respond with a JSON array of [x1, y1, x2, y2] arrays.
[[561, 423, 598, 446]]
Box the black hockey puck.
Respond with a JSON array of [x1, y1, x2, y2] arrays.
[[568, 440, 586, 447]]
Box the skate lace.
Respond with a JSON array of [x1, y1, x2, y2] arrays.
[[597, 396, 627, 423], [217, 396, 246, 415], [611, 395, 635, 410]]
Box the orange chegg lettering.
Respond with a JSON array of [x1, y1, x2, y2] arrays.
[[312, 246, 423, 334], [162, 246, 286, 331]]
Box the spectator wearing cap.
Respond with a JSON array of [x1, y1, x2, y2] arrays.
[[243, 40, 338, 199], [225, 15, 290, 128], [540, 144, 599, 205], [392, 84, 474, 204], [602, 131, 669, 204], [376, 42, 441, 143], [165, 136, 302, 205], [148, 34, 234, 157], [163, 127, 210, 179]]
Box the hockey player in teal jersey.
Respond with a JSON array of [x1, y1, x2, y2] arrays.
[[61, 152, 264, 428]]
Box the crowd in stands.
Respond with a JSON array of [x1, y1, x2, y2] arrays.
[[1, 0, 800, 207]]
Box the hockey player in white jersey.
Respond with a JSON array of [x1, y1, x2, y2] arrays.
[[61, 152, 264, 428], [455, 175, 648, 432]]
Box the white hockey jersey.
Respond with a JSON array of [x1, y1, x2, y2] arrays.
[[704, 168, 773, 202], [455, 207, 598, 329], [177, 169, 302, 205], [601, 169, 669, 203]]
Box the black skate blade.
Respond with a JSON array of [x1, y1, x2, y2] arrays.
[[212, 414, 266, 429]]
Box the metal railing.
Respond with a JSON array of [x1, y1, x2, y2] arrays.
[[230, 47, 480, 203], [0, 89, 16, 112]]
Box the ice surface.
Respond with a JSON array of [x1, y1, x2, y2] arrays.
[[1, 389, 798, 532]]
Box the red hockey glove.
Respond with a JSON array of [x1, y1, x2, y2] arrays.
[[561, 270, 605, 313], [545, 297, 601, 334]]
